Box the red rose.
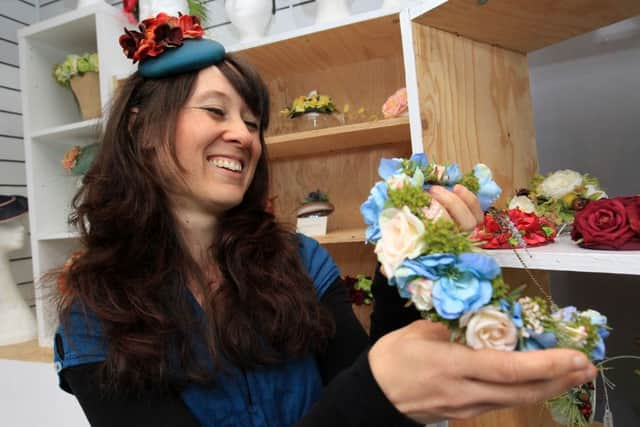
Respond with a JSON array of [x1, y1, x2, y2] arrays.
[[572, 198, 640, 249], [619, 196, 640, 234]]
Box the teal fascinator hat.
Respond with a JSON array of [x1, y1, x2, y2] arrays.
[[118, 13, 225, 78]]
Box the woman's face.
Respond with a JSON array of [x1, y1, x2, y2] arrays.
[[171, 65, 262, 216]]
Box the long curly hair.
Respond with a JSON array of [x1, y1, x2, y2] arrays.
[[57, 55, 334, 391]]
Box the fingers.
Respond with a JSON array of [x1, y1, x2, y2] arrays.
[[460, 348, 597, 384], [429, 186, 478, 231], [463, 369, 593, 409], [403, 319, 451, 341], [453, 184, 484, 224]]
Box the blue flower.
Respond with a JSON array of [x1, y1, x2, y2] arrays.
[[499, 299, 524, 329], [443, 164, 462, 186], [580, 309, 609, 360], [378, 158, 402, 180], [455, 253, 501, 280], [473, 164, 502, 211], [432, 272, 493, 320], [553, 306, 577, 322], [591, 337, 606, 361], [521, 331, 558, 351], [393, 254, 455, 298], [409, 153, 428, 167], [360, 180, 388, 243]]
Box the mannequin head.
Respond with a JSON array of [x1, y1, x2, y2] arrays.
[[0, 218, 26, 254]]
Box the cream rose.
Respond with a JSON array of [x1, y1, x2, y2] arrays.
[[374, 206, 426, 277], [460, 306, 518, 351], [538, 170, 583, 200], [387, 174, 411, 190], [508, 195, 536, 214], [421, 198, 451, 221], [408, 278, 434, 311], [584, 184, 607, 200]]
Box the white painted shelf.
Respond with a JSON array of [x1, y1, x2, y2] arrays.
[[31, 119, 100, 143], [483, 235, 640, 275], [37, 231, 80, 241]]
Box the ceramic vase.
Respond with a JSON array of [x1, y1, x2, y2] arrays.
[[315, 0, 351, 25], [225, 0, 273, 42], [138, 0, 189, 20]]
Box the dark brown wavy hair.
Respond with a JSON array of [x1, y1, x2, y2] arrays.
[[57, 55, 334, 391]]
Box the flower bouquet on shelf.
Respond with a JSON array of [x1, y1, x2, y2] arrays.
[[571, 196, 640, 250], [62, 144, 99, 176], [53, 53, 100, 120], [342, 104, 379, 125], [344, 274, 373, 333], [472, 208, 558, 249], [281, 90, 341, 132], [514, 169, 607, 229], [360, 154, 610, 427], [296, 190, 334, 236], [381, 87, 408, 119]]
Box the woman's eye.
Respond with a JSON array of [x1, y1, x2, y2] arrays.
[[244, 120, 259, 131], [202, 107, 225, 117]]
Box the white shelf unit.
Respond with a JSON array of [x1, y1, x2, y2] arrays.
[[483, 235, 640, 275], [18, 3, 134, 346]]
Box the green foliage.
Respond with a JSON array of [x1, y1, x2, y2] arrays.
[[304, 190, 329, 203], [52, 53, 99, 87], [387, 185, 431, 219], [422, 219, 472, 255], [187, 0, 208, 25], [460, 172, 480, 193]]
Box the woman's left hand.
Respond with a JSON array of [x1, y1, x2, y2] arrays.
[[429, 184, 484, 232]]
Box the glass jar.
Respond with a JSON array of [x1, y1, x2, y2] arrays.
[[291, 112, 343, 132]]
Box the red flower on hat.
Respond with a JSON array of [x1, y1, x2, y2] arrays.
[[119, 13, 204, 63]]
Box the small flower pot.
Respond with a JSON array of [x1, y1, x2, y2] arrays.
[[296, 215, 328, 236], [69, 72, 101, 120]]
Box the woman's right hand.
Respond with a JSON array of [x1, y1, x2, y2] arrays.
[[368, 320, 598, 423]]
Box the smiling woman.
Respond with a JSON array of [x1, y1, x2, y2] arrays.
[[49, 12, 597, 427]]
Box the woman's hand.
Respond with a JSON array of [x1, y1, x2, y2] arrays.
[[368, 320, 597, 423], [429, 184, 484, 232]]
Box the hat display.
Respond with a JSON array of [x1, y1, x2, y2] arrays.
[[0, 195, 28, 224], [119, 12, 226, 79]]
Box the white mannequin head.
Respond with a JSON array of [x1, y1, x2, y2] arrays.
[[0, 217, 26, 254]]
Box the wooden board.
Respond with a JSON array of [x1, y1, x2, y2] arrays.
[[266, 117, 410, 159], [269, 142, 412, 231], [233, 14, 402, 79], [0, 340, 53, 363], [414, 24, 538, 206], [413, 0, 640, 53]]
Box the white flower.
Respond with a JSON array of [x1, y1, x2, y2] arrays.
[[387, 173, 411, 190], [584, 184, 607, 200], [460, 306, 518, 351], [508, 195, 536, 214], [408, 278, 434, 311], [538, 170, 583, 200], [561, 325, 588, 346], [421, 198, 452, 221], [374, 206, 427, 278]]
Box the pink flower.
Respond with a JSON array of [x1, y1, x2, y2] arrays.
[[382, 88, 408, 118]]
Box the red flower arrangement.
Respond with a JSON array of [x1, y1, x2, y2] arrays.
[[473, 208, 558, 249], [119, 13, 204, 63], [571, 196, 640, 250], [343, 275, 373, 306]]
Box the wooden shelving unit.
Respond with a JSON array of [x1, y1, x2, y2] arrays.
[[0, 340, 53, 364], [266, 117, 410, 159], [314, 228, 366, 245]]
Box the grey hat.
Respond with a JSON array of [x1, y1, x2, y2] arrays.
[[0, 195, 28, 224]]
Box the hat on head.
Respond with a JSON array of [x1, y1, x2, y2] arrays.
[[0, 195, 28, 224], [119, 13, 225, 79]]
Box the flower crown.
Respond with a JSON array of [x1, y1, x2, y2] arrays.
[[360, 154, 609, 426], [118, 13, 225, 78]]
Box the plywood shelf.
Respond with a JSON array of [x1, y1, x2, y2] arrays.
[[412, 0, 640, 53], [232, 13, 402, 79], [313, 228, 366, 245], [0, 340, 53, 364], [266, 117, 410, 159], [483, 235, 640, 275]]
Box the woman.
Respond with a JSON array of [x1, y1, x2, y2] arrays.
[[54, 14, 596, 427]]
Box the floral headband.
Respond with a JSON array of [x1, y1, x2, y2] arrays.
[[119, 13, 225, 78]]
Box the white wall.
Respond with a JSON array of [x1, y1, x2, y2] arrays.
[[529, 16, 640, 425]]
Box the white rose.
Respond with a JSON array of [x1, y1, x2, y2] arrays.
[[421, 198, 452, 221], [538, 170, 583, 200], [584, 184, 607, 200], [374, 206, 427, 277], [508, 195, 536, 214], [408, 278, 434, 311], [387, 173, 411, 190], [460, 307, 518, 351]]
